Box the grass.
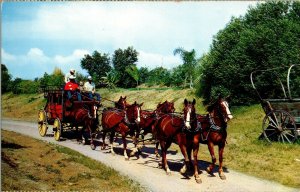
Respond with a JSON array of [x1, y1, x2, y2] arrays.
[[1, 130, 144, 191], [1, 89, 300, 188]]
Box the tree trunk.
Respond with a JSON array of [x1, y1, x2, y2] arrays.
[[189, 75, 193, 89]]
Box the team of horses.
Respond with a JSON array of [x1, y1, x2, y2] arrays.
[[78, 95, 233, 184]]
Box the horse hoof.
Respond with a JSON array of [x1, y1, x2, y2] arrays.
[[206, 167, 213, 175], [166, 171, 171, 175], [219, 173, 226, 180], [158, 162, 163, 169], [195, 176, 202, 184], [130, 151, 136, 157], [125, 157, 129, 161], [155, 154, 160, 159], [90, 144, 96, 150], [180, 166, 187, 175]]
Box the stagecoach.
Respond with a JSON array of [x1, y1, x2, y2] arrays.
[[250, 64, 300, 143], [37, 86, 99, 141]]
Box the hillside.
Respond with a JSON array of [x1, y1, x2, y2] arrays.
[[1, 88, 300, 188]]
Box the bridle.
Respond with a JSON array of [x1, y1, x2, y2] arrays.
[[183, 104, 199, 132]]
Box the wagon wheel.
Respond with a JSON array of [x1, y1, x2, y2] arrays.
[[38, 110, 48, 137], [53, 118, 62, 141], [262, 110, 297, 143]]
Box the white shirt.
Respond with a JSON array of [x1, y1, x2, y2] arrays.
[[84, 81, 95, 92], [64, 73, 74, 83]]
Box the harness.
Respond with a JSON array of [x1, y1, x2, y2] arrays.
[[208, 114, 223, 131], [184, 118, 202, 133]]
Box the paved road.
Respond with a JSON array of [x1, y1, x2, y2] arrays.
[[2, 119, 298, 192]]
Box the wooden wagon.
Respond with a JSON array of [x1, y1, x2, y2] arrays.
[[250, 64, 300, 143], [37, 86, 99, 141]]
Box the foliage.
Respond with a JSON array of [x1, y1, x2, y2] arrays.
[[145, 67, 171, 87], [101, 69, 119, 90], [197, 1, 300, 105], [125, 65, 139, 87], [173, 47, 198, 89], [112, 47, 139, 88], [39, 70, 64, 88], [9, 78, 39, 94], [1, 64, 12, 93], [169, 65, 186, 87], [81, 51, 112, 84], [138, 67, 149, 85]]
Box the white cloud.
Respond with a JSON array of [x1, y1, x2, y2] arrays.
[[138, 51, 181, 70], [2, 1, 259, 79], [54, 49, 89, 64], [2, 48, 16, 61], [2, 48, 90, 79]]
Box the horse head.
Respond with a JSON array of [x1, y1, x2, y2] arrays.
[[207, 96, 233, 126], [126, 101, 143, 124], [156, 100, 175, 114], [115, 96, 129, 110], [183, 98, 196, 130]]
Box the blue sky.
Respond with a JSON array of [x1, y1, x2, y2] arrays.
[[2, 1, 258, 80]]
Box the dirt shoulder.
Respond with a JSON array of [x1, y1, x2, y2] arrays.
[[2, 120, 299, 192], [1, 130, 144, 191]]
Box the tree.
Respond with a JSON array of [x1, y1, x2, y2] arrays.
[[197, 1, 300, 105], [1, 64, 11, 93], [146, 67, 170, 86], [101, 69, 119, 90], [173, 47, 197, 89], [112, 47, 139, 88], [170, 65, 186, 87], [81, 51, 111, 84], [125, 65, 139, 87], [138, 67, 149, 85]]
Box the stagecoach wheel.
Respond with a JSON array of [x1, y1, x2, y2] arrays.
[[53, 118, 62, 141], [38, 110, 48, 137], [262, 110, 297, 144]]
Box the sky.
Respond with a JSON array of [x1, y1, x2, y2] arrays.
[[1, 1, 259, 80]]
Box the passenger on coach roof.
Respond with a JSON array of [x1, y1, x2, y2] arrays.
[[84, 76, 101, 102], [64, 75, 82, 101], [64, 68, 76, 83]]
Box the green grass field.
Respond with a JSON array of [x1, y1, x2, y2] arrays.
[[2, 88, 300, 188]]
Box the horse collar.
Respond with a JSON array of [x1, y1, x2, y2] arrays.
[[208, 114, 226, 131]]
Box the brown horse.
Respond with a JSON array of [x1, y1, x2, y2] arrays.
[[101, 101, 143, 160], [139, 100, 175, 157], [179, 98, 203, 183], [114, 96, 129, 110], [180, 97, 233, 180], [64, 100, 98, 150], [155, 106, 187, 175], [200, 96, 233, 180]]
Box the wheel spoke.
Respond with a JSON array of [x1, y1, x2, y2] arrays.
[[284, 131, 295, 137], [282, 133, 292, 143], [266, 123, 277, 129], [268, 117, 278, 128]]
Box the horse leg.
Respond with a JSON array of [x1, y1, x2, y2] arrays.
[[206, 141, 216, 176], [178, 134, 190, 175], [163, 140, 172, 175], [130, 134, 138, 157], [101, 131, 107, 150], [192, 135, 202, 183], [155, 139, 160, 159], [218, 142, 226, 180], [121, 132, 129, 160], [109, 131, 116, 155], [89, 121, 96, 150]]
